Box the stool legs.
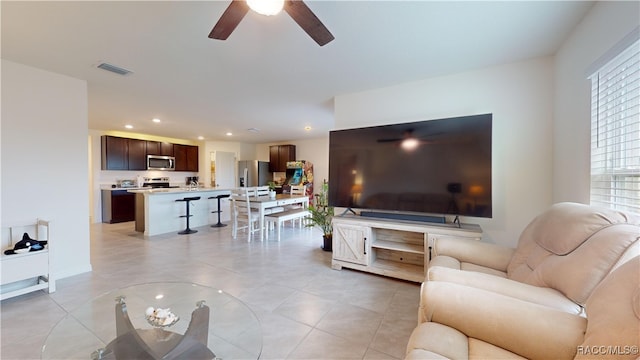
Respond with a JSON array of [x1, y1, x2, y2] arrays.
[[209, 194, 230, 228], [176, 197, 201, 235]]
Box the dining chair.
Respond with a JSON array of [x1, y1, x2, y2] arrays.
[[286, 184, 308, 226], [255, 186, 284, 231], [230, 188, 262, 240], [255, 186, 269, 197]]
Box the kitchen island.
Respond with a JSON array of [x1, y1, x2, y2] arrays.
[[128, 188, 232, 236]]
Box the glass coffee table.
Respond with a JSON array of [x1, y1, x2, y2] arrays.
[[42, 282, 262, 359]]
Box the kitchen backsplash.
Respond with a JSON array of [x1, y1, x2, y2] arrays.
[[97, 170, 198, 189]]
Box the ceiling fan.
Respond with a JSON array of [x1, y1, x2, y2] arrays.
[[209, 0, 335, 46]]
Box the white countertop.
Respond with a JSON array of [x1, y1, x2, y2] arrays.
[[127, 187, 232, 195], [102, 187, 151, 191]]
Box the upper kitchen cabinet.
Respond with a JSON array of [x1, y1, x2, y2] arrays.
[[146, 141, 174, 156], [174, 144, 199, 172], [127, 138, 147, 170], [102, 136, 127, 170], [269, 145, 296, 172], [101, 135, 146, 171]]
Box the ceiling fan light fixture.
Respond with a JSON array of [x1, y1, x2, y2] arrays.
[[247, 0, 284, 16], [401, 138, 419, 151]]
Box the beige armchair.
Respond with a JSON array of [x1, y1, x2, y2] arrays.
[[422, 202, 640, 318], [407, 256, 640, 360]]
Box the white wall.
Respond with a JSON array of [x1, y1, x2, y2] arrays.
[[334, 57, 555, 247], [553, 1, 640, 204], [2, 59, 92, 279]]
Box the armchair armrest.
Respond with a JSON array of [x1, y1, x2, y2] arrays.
[[423, 281, 586, 360], [432, 237, 514, 272], [425, 266, 584, 315]]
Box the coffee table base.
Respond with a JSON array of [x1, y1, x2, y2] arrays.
[[92, 297, 215, 360]]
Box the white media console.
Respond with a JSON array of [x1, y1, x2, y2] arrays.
[[331, 215, 482, 283]]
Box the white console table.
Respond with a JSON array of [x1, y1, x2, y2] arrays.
[[1, 219, 55, 300], [331, 215, 482, 283]]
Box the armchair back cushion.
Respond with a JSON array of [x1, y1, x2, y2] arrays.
[[507, 202, 640, 305]]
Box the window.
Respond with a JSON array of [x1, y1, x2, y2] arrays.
[[590, 39, 640, 213]]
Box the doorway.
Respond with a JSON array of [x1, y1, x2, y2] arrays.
[[211, 151, 235, 188]]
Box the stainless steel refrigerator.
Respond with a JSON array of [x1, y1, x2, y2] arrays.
[[237, 160, 270, 187]]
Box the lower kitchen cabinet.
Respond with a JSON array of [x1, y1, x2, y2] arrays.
[[102, 190, 135, 223]]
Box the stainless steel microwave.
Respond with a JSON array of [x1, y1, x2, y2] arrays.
[[147, 155, 175, 171]]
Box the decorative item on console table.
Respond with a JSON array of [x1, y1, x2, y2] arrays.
[[306, 180, 334, 251]]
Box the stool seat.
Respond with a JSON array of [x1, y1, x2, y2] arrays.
[[175, 196, 201, 235], [177, 196, 201, 202], [209, 193, 231, 227]]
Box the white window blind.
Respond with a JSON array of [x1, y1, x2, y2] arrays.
[[590, 39, 640, 214]]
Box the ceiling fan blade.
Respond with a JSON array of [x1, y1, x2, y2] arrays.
[[284, 0, 334, 46], [209, 0, 250, 40]]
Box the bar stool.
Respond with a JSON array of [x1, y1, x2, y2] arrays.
[[175, 196, 201, 235], [208, 193, 231, 227]]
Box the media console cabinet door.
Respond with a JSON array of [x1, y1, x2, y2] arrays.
[[332, 223, 370, 266]]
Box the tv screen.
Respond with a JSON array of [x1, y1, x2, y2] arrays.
[[329, 114, 492, 218]]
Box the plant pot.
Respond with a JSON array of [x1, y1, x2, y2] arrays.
[[322, 234, 332, 252], [268, 190, 276, 199]]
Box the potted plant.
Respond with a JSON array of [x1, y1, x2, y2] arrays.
[[306, 180, 334, 251], [267, 181, 277, 199]]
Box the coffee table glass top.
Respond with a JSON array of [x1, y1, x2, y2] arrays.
[[42, 282, 262, 359]]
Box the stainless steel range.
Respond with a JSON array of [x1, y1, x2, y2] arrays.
[[142, 177, 172, 188]]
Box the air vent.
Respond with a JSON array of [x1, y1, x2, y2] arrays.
[[96, 62, 133, 76], [247, 128, 260, 133]]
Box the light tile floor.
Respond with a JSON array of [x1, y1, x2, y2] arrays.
[[1, 221, 420, 359]]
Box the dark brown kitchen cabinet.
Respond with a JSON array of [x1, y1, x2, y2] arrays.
[[101, 136, 147, 170], [269, 145, 296, 172], [174, 144, 199, 172], [102, 136, 128, 170], [146, 141, 174, 156], [101, 190, 135, 223], [127, 138, 147, 170]]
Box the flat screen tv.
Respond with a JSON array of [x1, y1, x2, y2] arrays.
[[329, 114, 492, 219]]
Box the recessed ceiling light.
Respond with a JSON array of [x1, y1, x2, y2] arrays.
[[152, 118, 161, 123], [304, 126, 312, 131], [197, 136, 204, 140], [226, 132, 233, 136], [125, 124, 133, 129]]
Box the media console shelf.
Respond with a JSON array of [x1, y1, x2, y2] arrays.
[[331, 215, 482, 283]]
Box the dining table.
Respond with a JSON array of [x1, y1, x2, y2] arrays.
[[249, 193, 310, 240]]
